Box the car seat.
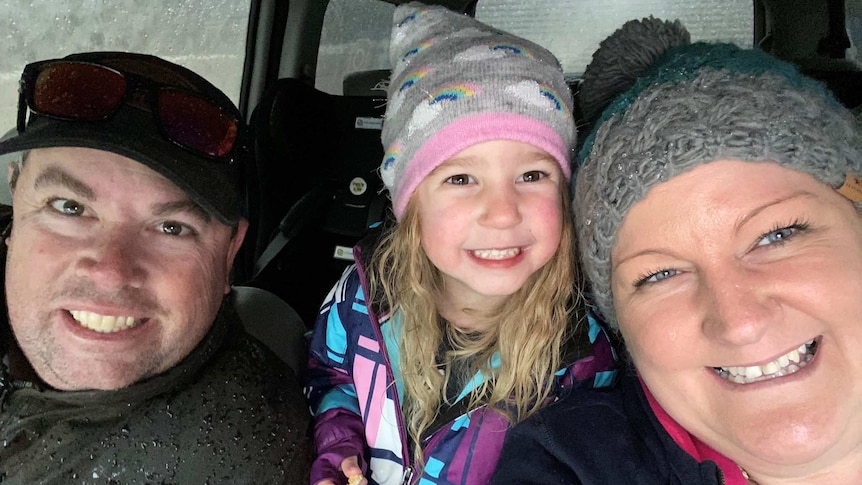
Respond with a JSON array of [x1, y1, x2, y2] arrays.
[[342, 69, 390, 97], [232, 285, 307, 378], [237, 78, 389, 329]]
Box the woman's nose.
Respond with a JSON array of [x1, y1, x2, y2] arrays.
[[700, 269, 778, 346]]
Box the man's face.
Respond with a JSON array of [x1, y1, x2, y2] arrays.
[[5, 147, 246, 391]]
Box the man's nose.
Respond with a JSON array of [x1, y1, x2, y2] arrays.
[[74, 227, 146, 289]]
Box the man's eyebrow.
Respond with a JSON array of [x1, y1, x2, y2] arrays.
[[33, 165, 96, 200], [151, 199, 212, 224]]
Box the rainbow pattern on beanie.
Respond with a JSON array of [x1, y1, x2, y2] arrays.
[[380, 2, 576, 220]]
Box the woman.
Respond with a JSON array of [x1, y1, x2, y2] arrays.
[[491, 17, 862, 485]]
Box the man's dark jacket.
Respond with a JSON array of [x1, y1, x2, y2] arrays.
[[0, 206, 313, 484]]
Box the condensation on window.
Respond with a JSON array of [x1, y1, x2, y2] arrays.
[[849, 0, 862, 67], [316, 0, 394, 95], [475, 0, 753, 76], [315, 0, 754, 95], [0, 0, 251, 134]]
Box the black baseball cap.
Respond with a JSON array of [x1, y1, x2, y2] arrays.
[[0, 51, 247, 224]]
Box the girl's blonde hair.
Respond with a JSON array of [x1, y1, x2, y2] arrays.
[[367, 183, 580, 465]]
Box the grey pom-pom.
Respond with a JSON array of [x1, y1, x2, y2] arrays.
[[579, 17, 691, 123]]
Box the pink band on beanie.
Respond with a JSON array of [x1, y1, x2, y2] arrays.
[[392, 112, 571, 219]]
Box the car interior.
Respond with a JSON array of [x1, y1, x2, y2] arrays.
[[1, 0, 860, 377]]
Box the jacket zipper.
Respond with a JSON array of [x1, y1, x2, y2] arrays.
[[358, 258, 414, 484], [400, 467, 414, 485], [0, 368, 34, 411], [353, 246, 415, 484], [368, 312, 414, 484], [0, 366, 10, 410]]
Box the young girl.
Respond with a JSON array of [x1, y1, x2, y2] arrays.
[[305, 4, 616, 485]]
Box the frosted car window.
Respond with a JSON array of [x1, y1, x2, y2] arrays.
[[316, 0, 394, 95], [0, 0, 251, 134], [849, 0, 862, 67], [475, 0, 753, 75]]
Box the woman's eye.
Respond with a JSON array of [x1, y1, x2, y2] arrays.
[[49, 198, 85, 216], [159, 220, 192, 237], [635, 268, 679, 287], [521, 170, 547, 182], [755, 223, 807, 247], [445, 174, 471, 185]]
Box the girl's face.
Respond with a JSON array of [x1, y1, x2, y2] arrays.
[[414, 140, 564, 315], [611, 160, 862, 479]]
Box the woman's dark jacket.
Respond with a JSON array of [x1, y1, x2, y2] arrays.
[[490, 367, 727, 485]]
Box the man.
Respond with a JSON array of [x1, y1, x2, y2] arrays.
[[0, 52, 312, 483]]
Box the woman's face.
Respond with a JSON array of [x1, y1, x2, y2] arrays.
[[611, 160, 862, 477]]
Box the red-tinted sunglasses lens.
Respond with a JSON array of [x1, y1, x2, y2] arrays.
[[158, 91, 238, 158], [32, 63, 127, 121]]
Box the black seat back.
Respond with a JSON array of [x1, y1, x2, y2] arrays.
[[237, 78, 389, 327]]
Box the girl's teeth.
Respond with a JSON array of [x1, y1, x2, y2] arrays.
[[472, 248, 520, 260]]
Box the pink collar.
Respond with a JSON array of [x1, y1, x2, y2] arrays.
[[638, 376, 749, 485]]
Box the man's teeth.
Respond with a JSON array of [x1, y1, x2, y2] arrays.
[[69, 310, 141, 333], [714, 339, 817, 384], [472, 248, 521, 260]]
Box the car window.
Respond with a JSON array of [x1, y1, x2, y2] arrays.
[[316, 0, 757, 95], [316, 0, 394, 95], [475, 0, 754, 75], [0, 0, 252, 135], [850, 0, 862, 66]]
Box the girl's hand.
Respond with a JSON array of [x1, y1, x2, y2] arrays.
[[342, 455, 367, 485], [314, 455, 367, 485]]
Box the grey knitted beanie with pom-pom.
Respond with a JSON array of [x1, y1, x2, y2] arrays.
[[574, 17, 862, 330], [578, 17, 690, 124]]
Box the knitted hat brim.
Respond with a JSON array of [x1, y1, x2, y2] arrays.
[[392, 112, 570, 218]]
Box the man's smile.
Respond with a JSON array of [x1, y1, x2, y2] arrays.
[[68, 309, 144, 333]]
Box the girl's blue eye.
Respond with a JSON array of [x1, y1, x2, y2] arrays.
[[635, 268, 678, 287], [49, 198, 85, 216]]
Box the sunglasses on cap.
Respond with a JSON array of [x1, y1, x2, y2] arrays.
[[16, 59, 242, 163]]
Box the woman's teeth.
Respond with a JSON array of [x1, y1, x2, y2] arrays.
[[69, 310, 141, 333], [714, 339, 818, 384], [472, 248, 521, 260]]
